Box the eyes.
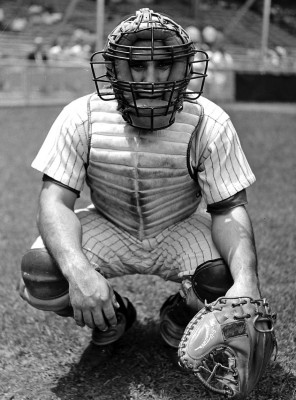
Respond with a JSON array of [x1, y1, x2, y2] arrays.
[[130, 60, 172, 71]]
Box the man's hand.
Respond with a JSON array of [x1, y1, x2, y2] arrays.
[[69, 267, 119, 330]]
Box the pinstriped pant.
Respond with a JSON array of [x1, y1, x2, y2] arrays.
[[32, 205, 221, 283]]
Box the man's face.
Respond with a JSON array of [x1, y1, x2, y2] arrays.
[[129, 40, 172, 98]]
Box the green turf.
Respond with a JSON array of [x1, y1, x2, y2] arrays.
[[0, 103, 295, 399]]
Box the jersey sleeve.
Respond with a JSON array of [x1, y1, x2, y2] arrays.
[[31, 100, 89, 192], [197, 117, 256, 205]]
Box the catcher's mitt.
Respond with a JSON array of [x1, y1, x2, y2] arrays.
[[178, 297, 277, 399]]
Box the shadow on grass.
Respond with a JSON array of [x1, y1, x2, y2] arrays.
[[51, 320, 209, 400], [51, 320, 296, 400]]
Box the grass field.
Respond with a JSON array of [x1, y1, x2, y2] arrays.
[[0, 102, 296, 400]]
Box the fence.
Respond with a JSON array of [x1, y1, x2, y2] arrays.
[[0, 59, 295, 106], [0, 61, 94, 106], [0, 60, 237, 106]]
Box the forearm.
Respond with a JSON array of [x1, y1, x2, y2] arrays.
[[211, 206, 260, 294], [37, 196, 91, 283]]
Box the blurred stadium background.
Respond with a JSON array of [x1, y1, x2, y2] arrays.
[[0, 0, 295, 106]]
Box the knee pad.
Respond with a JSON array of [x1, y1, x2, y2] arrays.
[[191, 258, 233, 303], [21, 248, 68, 299], [20, 248, 70, 312]]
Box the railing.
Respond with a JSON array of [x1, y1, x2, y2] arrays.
[[0, 60, 94, 106], [0, 60, 237, 105], [0, 58, 295, 106]]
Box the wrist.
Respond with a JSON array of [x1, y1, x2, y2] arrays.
[[58, 252, 92, 283], [232, 273, 261, 297], [234, 270, 258, 283], [229, 258, 258, 282]]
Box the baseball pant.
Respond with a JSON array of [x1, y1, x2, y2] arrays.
[[20, 205, 222, 312]]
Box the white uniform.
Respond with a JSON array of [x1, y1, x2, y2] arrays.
[[31, 93, 255, 282]]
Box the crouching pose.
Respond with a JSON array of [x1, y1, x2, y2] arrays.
[[19, 8, 275, 398]]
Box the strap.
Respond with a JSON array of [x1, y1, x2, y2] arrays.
[[186, 100, 204, 182], [86, 94, 93, 166]]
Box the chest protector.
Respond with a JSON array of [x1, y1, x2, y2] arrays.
[[87, 97, 203, 240]]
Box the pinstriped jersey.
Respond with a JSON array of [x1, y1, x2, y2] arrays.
[[193, 98, 256, 204], [31, 92, 256, 213]]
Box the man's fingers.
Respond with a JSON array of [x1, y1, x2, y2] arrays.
[[82, 310, 96, 329], [103, 302, 118, 328], [73, 309, 85, 327], [70, 278, 119, 330], [112, 293, 120, 309], [90, 307, 108, 331]]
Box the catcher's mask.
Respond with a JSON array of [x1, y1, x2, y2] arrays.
[[90, 8, 209, 130]]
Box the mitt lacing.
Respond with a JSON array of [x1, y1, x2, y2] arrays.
[[251, 298, 277, 333], [251, 298, 278, 360], [178, 305, 209, 358], [194, 349, 238, 398], [232, 300, 251, 320]]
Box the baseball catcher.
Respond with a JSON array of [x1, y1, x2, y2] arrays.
[[18, 7, 276, 395]]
